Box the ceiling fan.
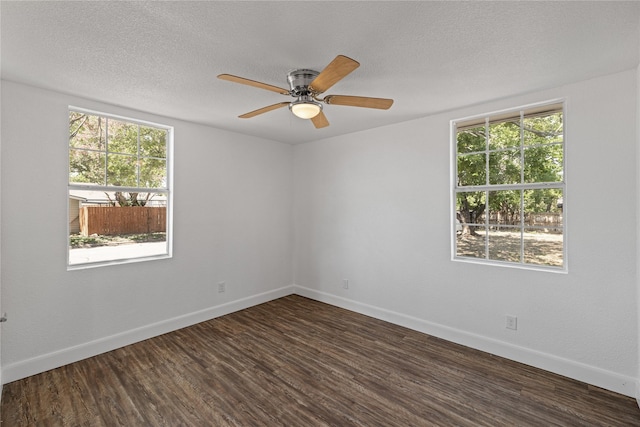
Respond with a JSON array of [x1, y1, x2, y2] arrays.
[[218, 55, 393, 129]]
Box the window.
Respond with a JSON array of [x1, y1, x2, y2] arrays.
[[68, 108, 172, 268], [452, 101, 564, 270]]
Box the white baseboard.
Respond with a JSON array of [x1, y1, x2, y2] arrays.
[[2, 285, 295, 385], [3, 284, 637, 401], [294, 285, 637, 398]]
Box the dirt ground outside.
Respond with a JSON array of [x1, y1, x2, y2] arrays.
[[456, 230, 563, 267]]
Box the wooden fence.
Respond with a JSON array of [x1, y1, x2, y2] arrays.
[[483, 212, 563, 227], [79, 206, 166, 236]]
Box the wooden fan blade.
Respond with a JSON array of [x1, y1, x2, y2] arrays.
[[309, 55, 360, 94], [311, 111, 330, 129], [239, 102, 290, 118], [218, 74, 290, 95], [324, 95, 394, 110]]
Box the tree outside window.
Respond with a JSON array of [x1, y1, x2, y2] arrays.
[[453, 103, 564, 269]]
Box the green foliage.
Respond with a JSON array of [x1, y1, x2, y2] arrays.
[[457, 152, 486, 186], [69, 112, 106, 184], [456, 111, 563, 227], [69, 112, 167, 205], [489, 121, 520, 150], [457, 126, 485, 153]]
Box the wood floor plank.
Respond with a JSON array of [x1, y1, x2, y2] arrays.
[[2, 295, 639, 426]]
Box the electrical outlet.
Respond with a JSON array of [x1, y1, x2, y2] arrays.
[[218, 281, 226, 293], [506, 315, 517, 330], [343, 279, 349, 289]]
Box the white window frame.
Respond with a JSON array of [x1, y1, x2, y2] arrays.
[[451, 100, 566, 272], [67, 106, 174, 269]]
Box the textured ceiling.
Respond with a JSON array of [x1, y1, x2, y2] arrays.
[[2, 1, 639, 144]]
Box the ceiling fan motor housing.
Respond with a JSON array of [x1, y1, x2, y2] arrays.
[[287, 69, 319, 96]]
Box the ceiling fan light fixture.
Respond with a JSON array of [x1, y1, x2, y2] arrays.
[[290, 98, 322, 119], [219, 55, 393, 129]]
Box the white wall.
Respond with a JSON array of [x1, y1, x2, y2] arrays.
[[0, 48, 3, 391], [293, 69, 638, 397], [636, 17, 640, 406], [2, 70, 638, 398], [0, 81, 294, 382], [637, 56, 640, 406]]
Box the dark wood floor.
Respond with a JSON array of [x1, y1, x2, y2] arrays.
[[2, 295, 639, 426]]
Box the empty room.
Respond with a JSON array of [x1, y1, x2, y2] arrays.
[[1, 1, 640, 425]]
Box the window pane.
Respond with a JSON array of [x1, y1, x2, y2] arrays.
[[524, 144, 563, 183], [457, 153, 486, 186], [69, 189, 168, 266], [523, 189, 563, 267], [523, 228, 563, 267], [488, 120, 520, 150], [69, 112, 106, 150], [140, 126, 167, 159], [140, 158, 167, 188], [69, 149, 105, 185], [489, 149, 520, 185], [488, 190, 521, 226], [70, 189, 166, 210], [524, 188, 563, 225], [524, 111, 563, 146], [69, 110, 171, 268], [456, 226, 486, 259], [488, 227, 521, 262], [456, 191, 485, 226], [108, 119, 138, 155], [107, 154, 137, 187], [453, 105, 564, 269], [457, 126, 485, 153]]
